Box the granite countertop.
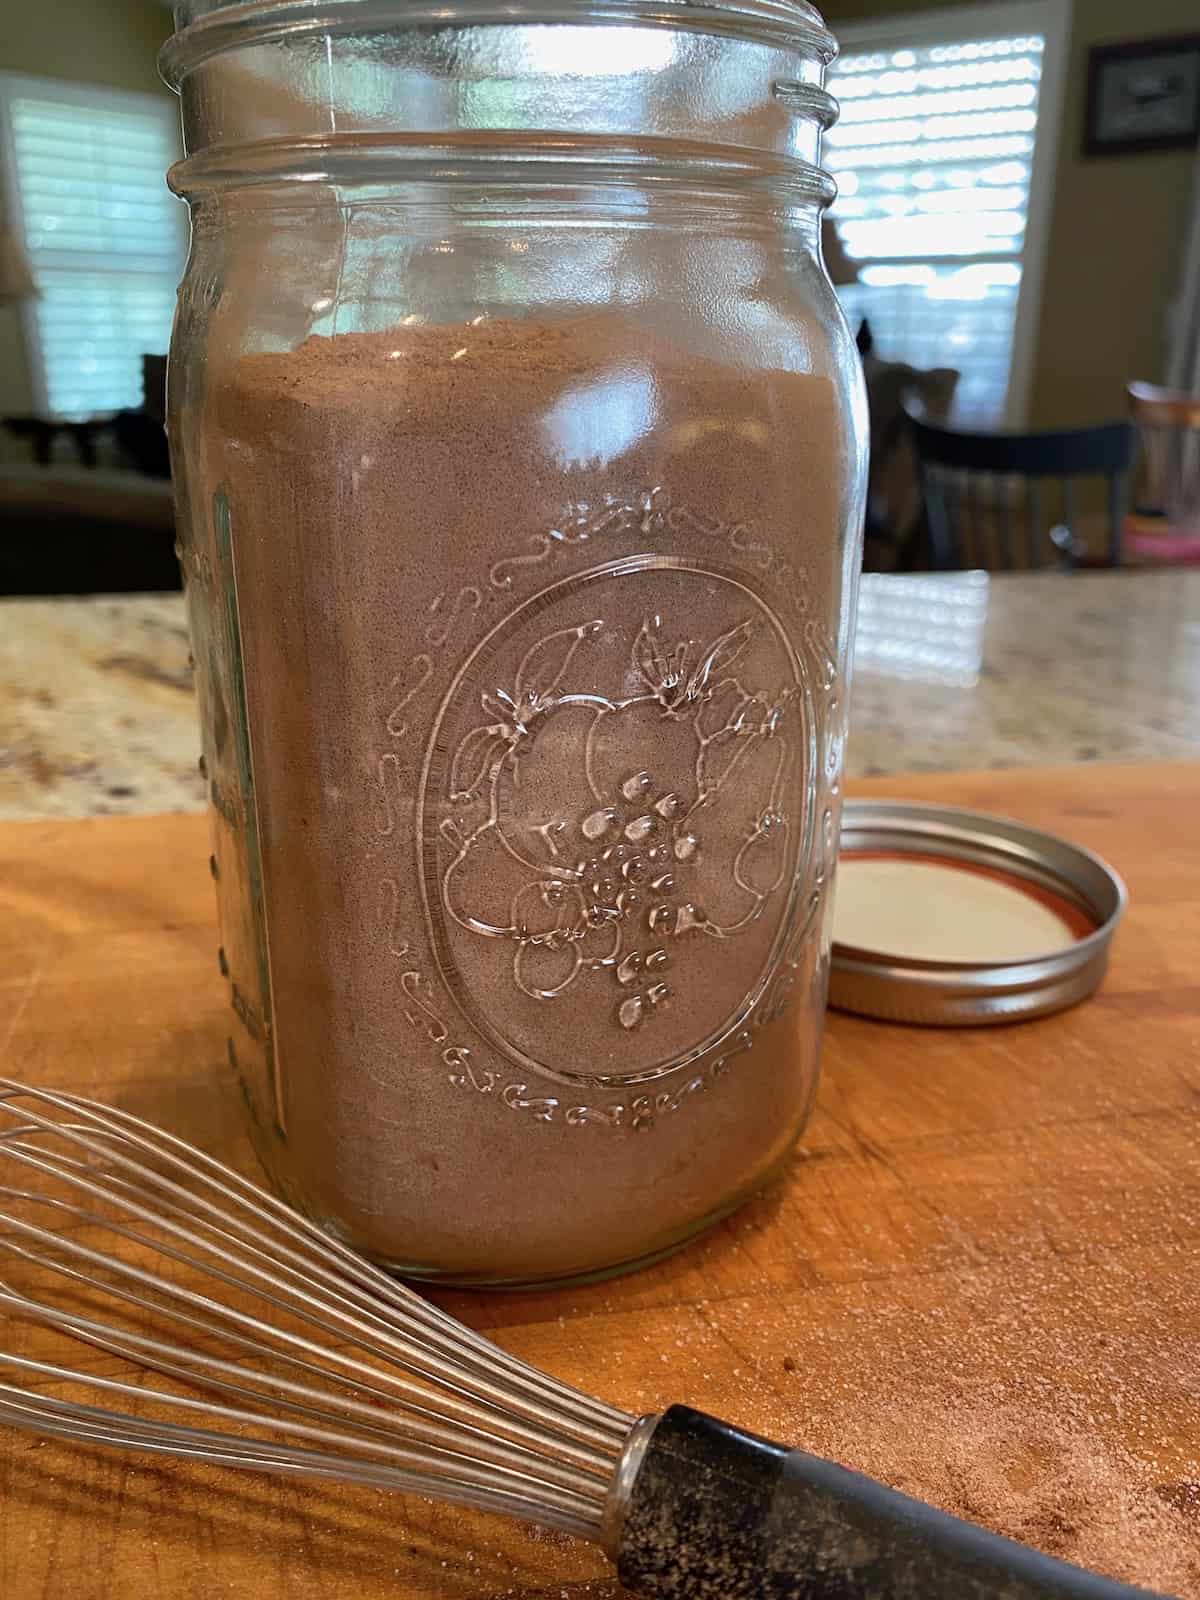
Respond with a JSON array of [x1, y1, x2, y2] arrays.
[[849, 568, 1200, 775], [2, 570, 1199, 821], [0, 596, 205, 819]]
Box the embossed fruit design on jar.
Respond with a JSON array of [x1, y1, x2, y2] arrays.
[[432, 568, 814, 1090], [164, 0, 866, 1281]]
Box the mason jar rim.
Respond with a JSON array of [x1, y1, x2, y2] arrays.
[[160, 0, 838, 90]]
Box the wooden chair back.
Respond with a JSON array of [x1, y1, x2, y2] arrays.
[[911, 416, 1135, 570], [1127, 380, 1200, 531]]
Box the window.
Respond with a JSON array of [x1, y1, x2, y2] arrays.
[[0, 74, 184, 420], [826, 2, 1069, 425]]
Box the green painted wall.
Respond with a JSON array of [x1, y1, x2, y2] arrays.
[[1, 0, 171, 93], [823, 0, 1198, 426]]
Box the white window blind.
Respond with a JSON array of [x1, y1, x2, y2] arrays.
[[826, 5, 1066, 425], [0, 75, 183, 420]]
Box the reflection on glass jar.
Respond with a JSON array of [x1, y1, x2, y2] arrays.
[[855, 571, 990, 687]]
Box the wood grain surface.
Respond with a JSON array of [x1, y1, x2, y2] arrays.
[[0, 762, 1197, 1600]]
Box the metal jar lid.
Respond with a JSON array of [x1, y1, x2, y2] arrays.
[[829, 800, 1128, 1027]]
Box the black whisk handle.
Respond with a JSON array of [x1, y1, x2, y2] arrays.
[[616, 1407, 1170, 1600]]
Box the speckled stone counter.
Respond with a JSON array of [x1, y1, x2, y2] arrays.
[[849, 569, 1200, 776], [2, 571, 1198, 820], [0, 597, 205, 819]]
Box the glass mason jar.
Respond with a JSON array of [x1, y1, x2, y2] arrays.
[[162, 0, 866, 1284]]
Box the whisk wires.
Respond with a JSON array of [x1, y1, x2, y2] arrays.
[[0, 1078, 633, 1538]]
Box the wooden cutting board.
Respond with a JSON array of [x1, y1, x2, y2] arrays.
[[1, 762, 1198, 1600]]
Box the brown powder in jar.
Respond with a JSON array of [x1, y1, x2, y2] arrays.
[[203, 311, 852, 1280]]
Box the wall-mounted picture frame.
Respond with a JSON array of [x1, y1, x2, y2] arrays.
[[1084, 34, 1200, 157]]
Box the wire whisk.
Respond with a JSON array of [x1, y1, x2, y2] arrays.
[[0, 1077, 1170, 1600], [0, 1077, 628, 1539]]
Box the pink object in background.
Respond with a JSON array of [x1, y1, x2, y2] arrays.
[[1124, 523, 1200, 565]]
